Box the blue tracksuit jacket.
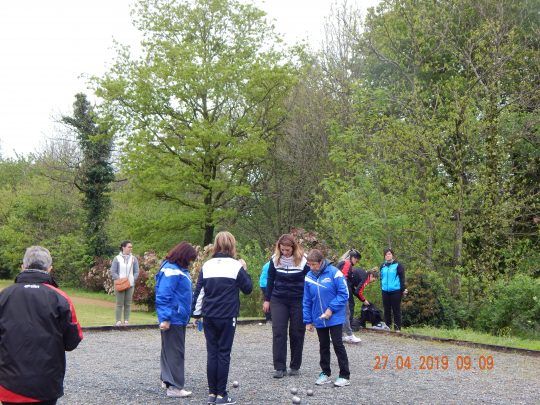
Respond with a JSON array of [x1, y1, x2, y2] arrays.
[[155, 260, 192, 325], [303, 260, 349, 328]]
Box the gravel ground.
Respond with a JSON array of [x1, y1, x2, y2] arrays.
[[60, 324, 539, 404]]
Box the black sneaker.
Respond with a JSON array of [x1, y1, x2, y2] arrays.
[[216, 395, 236, 404], [208, 394, 217, 404], [273, 369, 285, 378], [288, 368, 299, 376]]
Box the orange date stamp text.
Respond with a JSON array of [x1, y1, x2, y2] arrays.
[[373, 354, 495, 371]]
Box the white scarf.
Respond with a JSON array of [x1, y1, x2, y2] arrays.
[[277, 255, 295, 268]]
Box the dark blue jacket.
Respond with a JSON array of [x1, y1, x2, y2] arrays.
[[303, 260, 349, 328], [265, 255, 309, 303], [192, 253, 252, 318], [155, 260, 192, 325]]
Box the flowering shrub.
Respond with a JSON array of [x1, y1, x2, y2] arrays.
[[80, 257, 113, 293], [290, 227, 334, 259], [133, 251, 160, 310]]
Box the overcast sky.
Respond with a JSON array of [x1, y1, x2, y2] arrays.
[[0, 0, 378, 158]]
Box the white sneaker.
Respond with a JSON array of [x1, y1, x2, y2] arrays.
[[315, 372, 332, 385], [348, 334, 362, 343], [334, 377, 350, 387], [166, 387, 192, 397], [115, 321, 122, 327]]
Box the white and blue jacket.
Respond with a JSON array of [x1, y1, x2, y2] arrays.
[[155, 260, 193, 325], [303, 260, 349, 329], [192, 253, 252, 318]]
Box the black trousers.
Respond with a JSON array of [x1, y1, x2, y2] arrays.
[[382, 290, 402, 330], [270, 299, 305, 371], [203, 317, 237, 397], [316, 324, 350, 379]]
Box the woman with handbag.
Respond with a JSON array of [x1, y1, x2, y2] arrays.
[[110, 240, 139, 326], [155, 241, 198, 398]]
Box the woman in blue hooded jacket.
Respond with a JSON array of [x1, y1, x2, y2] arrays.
[[155, 241, 198, 399], [303, 249, 350, 388]]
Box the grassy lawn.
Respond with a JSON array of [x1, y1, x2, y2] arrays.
[[404, 326, 540, 351], [1, 279, 538, 349], [0, 279, 157, 327]]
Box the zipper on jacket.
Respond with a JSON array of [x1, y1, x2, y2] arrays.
[[316, 271, 326, 328]]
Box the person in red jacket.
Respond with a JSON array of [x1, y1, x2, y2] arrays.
[[0, 246, 83, 405], [336, 249, 362, 343]]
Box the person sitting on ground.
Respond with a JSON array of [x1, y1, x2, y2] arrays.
[[0, 246, 83, 405]]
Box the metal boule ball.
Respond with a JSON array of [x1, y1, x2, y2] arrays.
[[290, 387, 298, 395], [232, 381, 239, 388], [292, 395, 301, 404], [306, 389, 314, 396]]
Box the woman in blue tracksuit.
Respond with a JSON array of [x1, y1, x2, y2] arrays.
[[155, 241, 198, 399], [303, 249, 351, 387], [380, 248, 408, 331], [192, 231, 253, 405]]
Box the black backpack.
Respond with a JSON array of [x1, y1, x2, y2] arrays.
[[353, 304, 382, 329]]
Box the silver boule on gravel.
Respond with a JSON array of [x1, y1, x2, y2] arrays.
[[306, 389, 314, 396], [292, 395, 301, 404], [290, 387, 298, 395], [232, 381, 239, 388]]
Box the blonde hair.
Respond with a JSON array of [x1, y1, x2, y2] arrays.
[[273, 234, 304, 267], [212, 231, 237, 258]]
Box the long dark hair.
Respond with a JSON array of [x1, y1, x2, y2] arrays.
[[166, 242, 197, 268]]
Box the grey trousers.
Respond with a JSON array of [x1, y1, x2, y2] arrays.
[[160, 324, 187, 389], [343, 303, 353, 336], [115, 286, 134, 322]]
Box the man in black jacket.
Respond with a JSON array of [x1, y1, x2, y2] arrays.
[[0, 246, 83, 405]]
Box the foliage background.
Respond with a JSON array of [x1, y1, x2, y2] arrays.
[[0, 0, 537, 338]]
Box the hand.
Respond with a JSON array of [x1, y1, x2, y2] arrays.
[[159, 321, 170, 331], [262, 301, 270, 313], [319, 308, 332, 320], [239, 258, 247, 270], [364, 300, 370, 306], [403, 288, 408, 296], [306, 324, 314, 332]]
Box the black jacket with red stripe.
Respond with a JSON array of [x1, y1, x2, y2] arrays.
[[339, 266, 371, 302], [0, 270, 83, 402]]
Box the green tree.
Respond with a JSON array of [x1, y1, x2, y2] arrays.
[[62, 93, 114, 258], [318, 0, 539, 290], [0, 157, 88, 283], [95, 0, 296, 245]]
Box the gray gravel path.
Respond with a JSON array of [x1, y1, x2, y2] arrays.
[[60, 324, 540, 404]]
